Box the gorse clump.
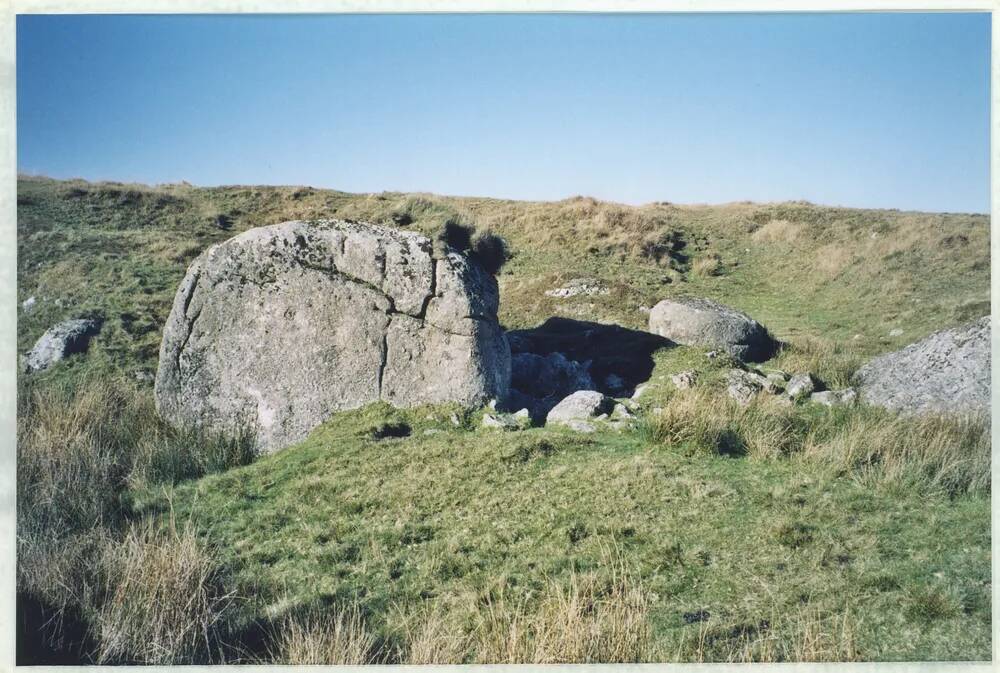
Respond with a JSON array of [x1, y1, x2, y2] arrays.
[[434, 218, 508, 275]]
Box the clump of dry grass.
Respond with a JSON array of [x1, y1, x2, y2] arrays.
[[646, 388, 744, 456], [646, 387, 989, 495], [95, 518, 230, 664], [804, 408, 989, 496], [471, 552, 652, 663], [397, 601, 470, 664], [646, 388, 802, 459], [271, 608, 379, 665], [16, 377, 256, 663], [751, 218, 801, 244], [692, 253, 725, 277], [770, 336, 865, 389]]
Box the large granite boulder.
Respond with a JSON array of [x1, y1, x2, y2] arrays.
[[155, 219, 511, 452], [854, 317, 990, 416], [23, 318, 102, 373], [648, 297, 777, 362]]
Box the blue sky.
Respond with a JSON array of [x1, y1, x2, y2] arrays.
[[16, 13, 990, 213]]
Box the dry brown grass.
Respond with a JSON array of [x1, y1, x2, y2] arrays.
[[396, 600, 470, 664], [95, 518, 230, 664], [804, 409, 990, 496], [683, 604, 860, 662], [751, 218, 801, 244], [692, 253, 724, 277], [647, 388, 801, 459], [470, 552, 652, 663], [770, 336, 865, 389], [271, 608, 379, 665], [647, 387, 989, 495], [16, 377, 256, 663]]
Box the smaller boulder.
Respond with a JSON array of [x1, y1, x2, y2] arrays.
[[810, 389, 857, 407], [671, 370, 697, 390], [648, 297, 777, 362], [726, 369, 767, 405], [24, 318, 102, 373], [546, 390, 615, 427], [21, 296, 36, 313], [785, 374, 816, 401]]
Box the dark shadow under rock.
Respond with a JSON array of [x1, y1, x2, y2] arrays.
[[505, 317, 673, 411]]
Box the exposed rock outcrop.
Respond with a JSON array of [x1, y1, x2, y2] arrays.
[[648, 297, 777, 362], [155, 219, 511, 452], [854, 317, 990, 416]]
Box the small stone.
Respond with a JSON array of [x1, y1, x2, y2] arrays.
[[21, 296, 36, 312], [546, 390, 614, 427], [512, 408, 532, 428], [423, 428, 441, 436], [810, 389, 857, 407], [631, 384, 649, 400], [888, 328, 904, 337], [785, 374, 816, 401], [450, 413, 462, 427], [544, 278, 609, 298], [671, 370, 697, 390], [726, 369, 766, 405], [706, 351, 719, 359], [612, 403, 635, 420]]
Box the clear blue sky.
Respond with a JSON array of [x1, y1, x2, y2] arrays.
[[16, 12, 990, 213]]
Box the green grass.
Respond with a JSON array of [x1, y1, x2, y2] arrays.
[[15, 176, 991, 663], [128, 398, 989, 662]]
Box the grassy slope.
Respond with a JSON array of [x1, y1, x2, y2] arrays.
[[133, 399, 990, 661], [16, 176, 992, 662]]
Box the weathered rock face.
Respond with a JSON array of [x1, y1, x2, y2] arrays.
[[24, 318, 102, 373], [854, 317, 990, 416], [155, 220, 511, 452], [648, 297, 777, 362]]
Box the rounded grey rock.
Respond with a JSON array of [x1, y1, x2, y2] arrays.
[[648, 297, 776, 362], [545, 390, 614, 426], [155, 219, 511, 453], [24, 318, 102, 373]]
